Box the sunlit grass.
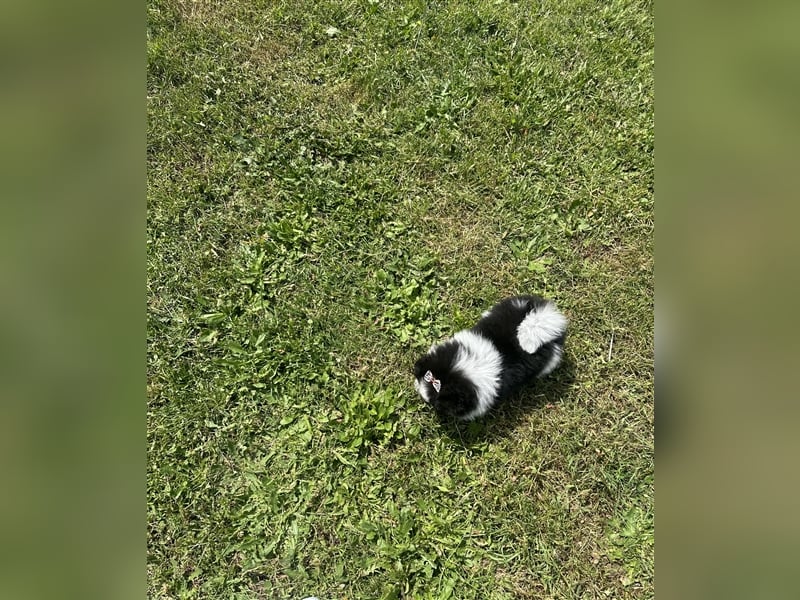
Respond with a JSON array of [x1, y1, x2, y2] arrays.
[[147, 0, 653, 597]]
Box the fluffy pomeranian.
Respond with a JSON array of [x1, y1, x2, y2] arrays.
[[413, 295, 568, 420]]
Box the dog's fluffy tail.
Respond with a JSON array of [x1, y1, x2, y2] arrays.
[[516, 301, 568, 354]]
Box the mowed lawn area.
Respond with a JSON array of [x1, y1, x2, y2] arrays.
[[147, 0, 653, 598]]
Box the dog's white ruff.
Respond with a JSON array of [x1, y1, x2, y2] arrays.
[[516, 302, 568, 354], [451, 330, 503, 420]]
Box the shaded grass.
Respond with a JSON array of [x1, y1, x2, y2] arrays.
[[148, 0, 653, 598]]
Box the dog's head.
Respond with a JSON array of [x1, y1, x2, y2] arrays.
[[413, 342, 479, 419]]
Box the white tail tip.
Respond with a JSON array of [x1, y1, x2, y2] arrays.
[[516, 302, 568, 354]]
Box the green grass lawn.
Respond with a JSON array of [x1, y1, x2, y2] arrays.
[[147, 0, 653, 598]]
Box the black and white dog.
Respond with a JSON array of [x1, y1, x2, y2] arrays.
[[413, 295, 568, 420]]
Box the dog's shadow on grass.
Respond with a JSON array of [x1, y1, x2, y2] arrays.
[[436, 355, 577, 447]]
